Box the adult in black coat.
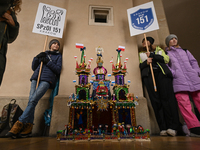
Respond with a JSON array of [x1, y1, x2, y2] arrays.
[[0, 0, 21, 86]]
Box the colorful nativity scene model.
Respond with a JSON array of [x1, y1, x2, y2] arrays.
[[58, 44, 150, 141]]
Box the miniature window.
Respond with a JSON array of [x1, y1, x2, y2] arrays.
[[89, 6, 114, 26]]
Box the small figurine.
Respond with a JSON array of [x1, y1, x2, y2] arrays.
[[88, 130, 91, 141], [98, 124, 102, 135], [103, 130, 105, 141], [105, 124, 108, 135], [126, 124, 131, 135], [112, 124, 117, 135], [146, 129, 150, 139], [64, 125, 68, 136], [72, 130, 75, 141], [117, 129, 120, 141]]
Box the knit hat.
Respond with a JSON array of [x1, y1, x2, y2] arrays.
[[142, 37, 154, 45], [165, 34, 178, 47], [49, 39, 60, 50]]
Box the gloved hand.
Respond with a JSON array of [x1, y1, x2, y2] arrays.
[[41, 57, 50, 64], [36, 52, 46, 58]]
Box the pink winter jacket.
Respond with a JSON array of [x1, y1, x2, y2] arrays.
[[166, 46, 200, 93]]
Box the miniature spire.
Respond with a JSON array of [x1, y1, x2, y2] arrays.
[[74, 56, 79, 68], [116, 49, 121, 69], [80, 47, 86, 67]]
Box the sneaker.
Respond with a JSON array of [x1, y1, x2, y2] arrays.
[[182, 122, 190, 136], [20, 123, 33, 138], [6, 120, 23, 139], [160, 130, 167, 136], [189, 127, 200, 137], [167, 129, 177, 137]]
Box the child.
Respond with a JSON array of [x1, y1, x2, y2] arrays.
[[6, 39, 62, 138], [165, 34, 200, 137], [139, 36, 180, 136]]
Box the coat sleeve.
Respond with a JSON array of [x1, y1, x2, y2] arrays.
[[152, 47, 169, 64], [186, 50, 200, 76], [46, 54, 62, 76], [32, 57, 40, 71], [166, 58, 175, 77], [7, 12, 19, 43], [139, 60, 148, 70]]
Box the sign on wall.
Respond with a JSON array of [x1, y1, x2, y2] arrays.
[[127, 1, 159, 36], [32, 3, 67, 38]]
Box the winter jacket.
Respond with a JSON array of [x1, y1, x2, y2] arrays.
[[0, 11, 19, 47], [30, 50, 62, 89], [166, 46, 200, 93], [0, 10, 19, 85], [139, 46, 172, 78]]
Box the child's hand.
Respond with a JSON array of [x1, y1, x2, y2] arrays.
[[147, 58, 153, 65], [2, 12, 15, 26], [146, 52, 150, 57]]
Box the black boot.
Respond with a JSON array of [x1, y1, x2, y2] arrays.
[[189, 127, 200, 137]]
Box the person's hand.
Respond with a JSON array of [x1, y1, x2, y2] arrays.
[[146, 52, 150, 57], [147, 58, 153, 65], [2, 12, 15, 26], [36, 52, 46, 58], [41, 57, 49, 64]]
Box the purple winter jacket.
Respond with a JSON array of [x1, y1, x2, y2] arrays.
[[166, 46, 200, 93]]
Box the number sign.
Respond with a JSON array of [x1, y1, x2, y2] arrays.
[[32, 3, 66, 38], [127, 1, 159, 36]]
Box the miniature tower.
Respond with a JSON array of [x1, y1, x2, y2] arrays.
[[112, 48, 129, 101], [75, 47, 91, 100], [92, 47, 111, 100]]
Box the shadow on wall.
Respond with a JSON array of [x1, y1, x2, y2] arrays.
[[162, 0, 200, 65]]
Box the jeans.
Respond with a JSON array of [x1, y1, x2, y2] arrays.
[[19, 80, 50, 124]]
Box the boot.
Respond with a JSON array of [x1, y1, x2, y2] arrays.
[[20, 123, 33, 138], [190, 127, 200, 137], [6, 120, 23, 138]]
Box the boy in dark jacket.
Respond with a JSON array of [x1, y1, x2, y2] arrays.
[[6, 39, 62, 138]]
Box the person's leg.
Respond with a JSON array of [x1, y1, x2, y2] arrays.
[[19, 81, 50, 124], [143, 72, 166, 133], [191, 90, 200, 114], [29, 80, 37, 100], [175, 92, 200, 129], [7, 81, 50, 138], [157, 72, 180, 136], [157, 71, 181, 136]]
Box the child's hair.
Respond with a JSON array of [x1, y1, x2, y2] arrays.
[[139, 44, 156, 52], [12, 0, 22, 14]]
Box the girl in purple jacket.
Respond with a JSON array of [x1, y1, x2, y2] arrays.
[[165, 34, 200, 137]]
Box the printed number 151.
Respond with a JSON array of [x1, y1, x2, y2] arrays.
[[136, 15, 148, 24]]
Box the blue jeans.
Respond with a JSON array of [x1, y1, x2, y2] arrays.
[[19, 80, 50, 124]]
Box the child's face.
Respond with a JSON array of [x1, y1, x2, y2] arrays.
[[169, 38, 178, 47], [142, 40, 150, 47], [50, 42, 60, 51]]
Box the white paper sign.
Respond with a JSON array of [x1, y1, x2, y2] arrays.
[[32, 3, 66, 38], [127, 1, 159, 36]]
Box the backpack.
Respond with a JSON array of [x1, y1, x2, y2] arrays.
[[0, 99, 23, 137]]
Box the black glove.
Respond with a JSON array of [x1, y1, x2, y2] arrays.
[[36, 52, 46, 58], [41, 57, 50, 64]]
